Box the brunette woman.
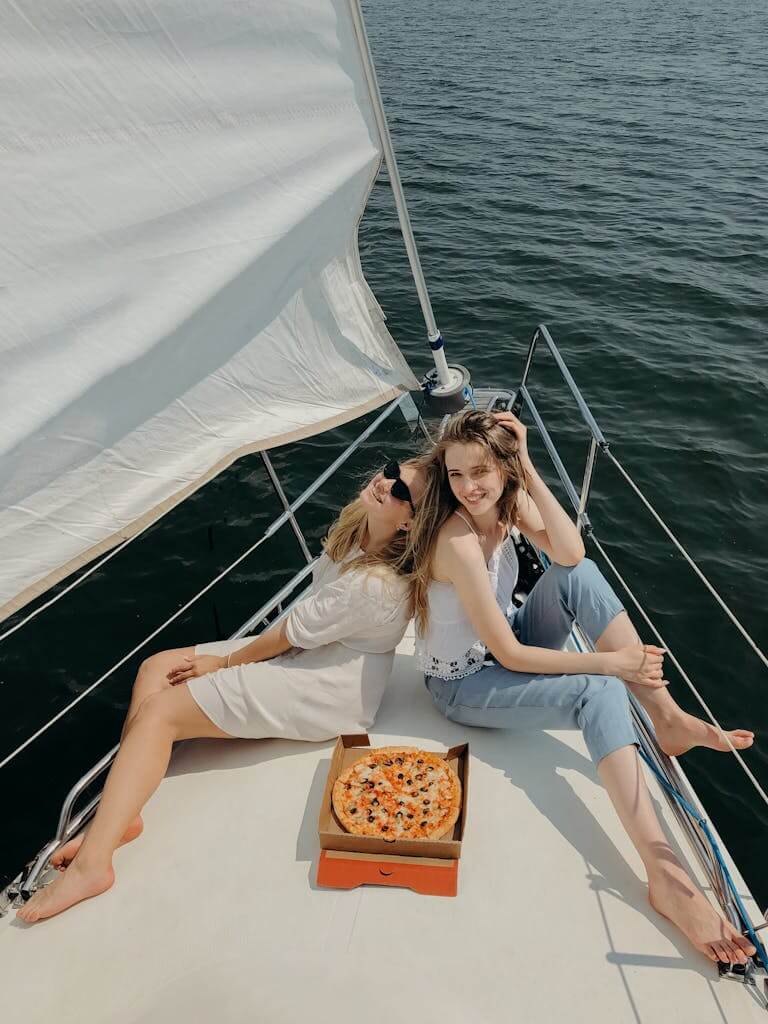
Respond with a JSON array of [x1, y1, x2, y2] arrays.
[[407, 410, 754, 966]]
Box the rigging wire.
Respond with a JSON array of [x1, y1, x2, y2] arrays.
[[591, 533, 768, 814], [0, 527, 278, 771], [605, 448, 768, 672], [0, 526, 160, 646]]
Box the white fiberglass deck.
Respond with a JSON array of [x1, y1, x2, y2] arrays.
[[1, 628, 764, 1024]]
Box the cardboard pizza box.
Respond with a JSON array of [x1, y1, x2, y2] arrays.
[[316, 734, 469, 896]]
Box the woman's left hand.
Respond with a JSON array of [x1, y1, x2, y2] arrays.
[[493, 411, 532, 470], [166, 654, 226, 685]]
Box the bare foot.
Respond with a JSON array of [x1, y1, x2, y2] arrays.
[[51, 815, 143, 871], [656, 713, 754, 758], [648, 863, 756, 964], [16, 861, 115, 923]]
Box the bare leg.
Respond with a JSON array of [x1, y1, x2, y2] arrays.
[[49, 648, 197, 871], [596, 613, 754, 757], [598, 745, 756, 964], [17, 686, 232, 923], [51, 818, 144, 871], [122, 647, 196, 735]]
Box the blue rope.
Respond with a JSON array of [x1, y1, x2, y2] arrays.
[[638, 748, 768, 971]]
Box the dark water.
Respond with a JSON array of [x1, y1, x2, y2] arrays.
[[2, 0, 767, 911]]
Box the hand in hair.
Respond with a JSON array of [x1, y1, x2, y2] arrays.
[[493, 411, 531, 470]]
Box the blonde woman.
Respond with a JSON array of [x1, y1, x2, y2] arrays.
[[18, 458, 425, 923], [407, 409, 754, 966]]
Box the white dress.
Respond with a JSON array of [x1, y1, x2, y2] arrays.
[[186, 550, 409, 741]]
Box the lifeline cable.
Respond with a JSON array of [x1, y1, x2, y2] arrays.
[[605, 449, 768, 673], [591, 533, 768, 814]]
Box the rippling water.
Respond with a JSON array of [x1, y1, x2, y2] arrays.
[[1, 0, 766, 907]]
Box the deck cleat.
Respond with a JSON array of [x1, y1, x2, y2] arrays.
[[716, 954, 768, 1004], [0, 874, 26, 916]]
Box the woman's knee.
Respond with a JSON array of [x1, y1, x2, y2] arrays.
[[585, 675, 626, 716], [137, 649, 176, 677], [545, 557, 603, 595], [133, 647, 192, 695], [135, 654, 163, 691], [130, 657, 167, 711], [567, 556, 600, 582], [129, 689, 180, 733], [579, 674, 630, 716], [597, 674, 629, 703]]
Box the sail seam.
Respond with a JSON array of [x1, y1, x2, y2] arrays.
[[0, 103, 361, 155]]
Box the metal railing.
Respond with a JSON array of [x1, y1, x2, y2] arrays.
[[512, 323, 607, 534], [512, 323, 768, 969], [513, 324, 767, 800]]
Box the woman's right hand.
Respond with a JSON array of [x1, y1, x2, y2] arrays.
[[605, 644, 667, 688], [166, 654, 226, 684], [492, 411, 532, 472]]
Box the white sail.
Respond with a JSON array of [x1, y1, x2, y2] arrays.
[[0, 0, 419, 621]]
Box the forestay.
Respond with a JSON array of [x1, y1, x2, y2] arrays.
[[0, 0, 418, 622]]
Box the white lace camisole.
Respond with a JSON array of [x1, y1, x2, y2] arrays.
[[416, 513, 520, 681]]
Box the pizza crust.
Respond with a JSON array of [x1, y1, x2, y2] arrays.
[[332, 748, 462, 841]]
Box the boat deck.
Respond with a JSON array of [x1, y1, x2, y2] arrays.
[[1, 627, 765, 1023]]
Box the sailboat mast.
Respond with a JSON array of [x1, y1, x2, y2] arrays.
[[348, 0, 465, 397]]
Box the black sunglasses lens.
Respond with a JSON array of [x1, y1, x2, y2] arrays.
[[390, 479, 409, 502], [380, 458, 415, 511]]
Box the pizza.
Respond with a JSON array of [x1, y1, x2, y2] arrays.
[[332, 747, 462, 840]]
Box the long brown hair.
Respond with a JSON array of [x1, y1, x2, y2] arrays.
[[405, 410, 528, 633], [323, 458, 422, 611]]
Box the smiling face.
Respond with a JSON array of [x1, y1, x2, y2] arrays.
[[444, 441, 505, 518], [360, 461, 426, 537]]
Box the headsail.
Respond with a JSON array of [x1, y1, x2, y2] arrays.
[[0, 0, 419, 621]]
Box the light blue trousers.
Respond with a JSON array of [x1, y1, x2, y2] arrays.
[[426, 558, 639, 765]]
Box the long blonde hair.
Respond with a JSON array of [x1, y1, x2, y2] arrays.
[[323, 458, 421, 613], [405, 411, 528, 633]]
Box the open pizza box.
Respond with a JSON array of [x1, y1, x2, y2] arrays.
[[316, 734, 469, 897]]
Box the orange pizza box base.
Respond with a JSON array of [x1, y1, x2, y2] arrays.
[[317, 850, 459, 896], [316, 734, 469, 897]]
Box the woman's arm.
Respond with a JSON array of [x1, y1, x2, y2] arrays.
[[438, 528, 663, 684], [167, 622, 293, 683], [228, 621, 292, 667], [496, 411, 585, 566], [169, 566, 393, 684], [517, 469, 585, 566]]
